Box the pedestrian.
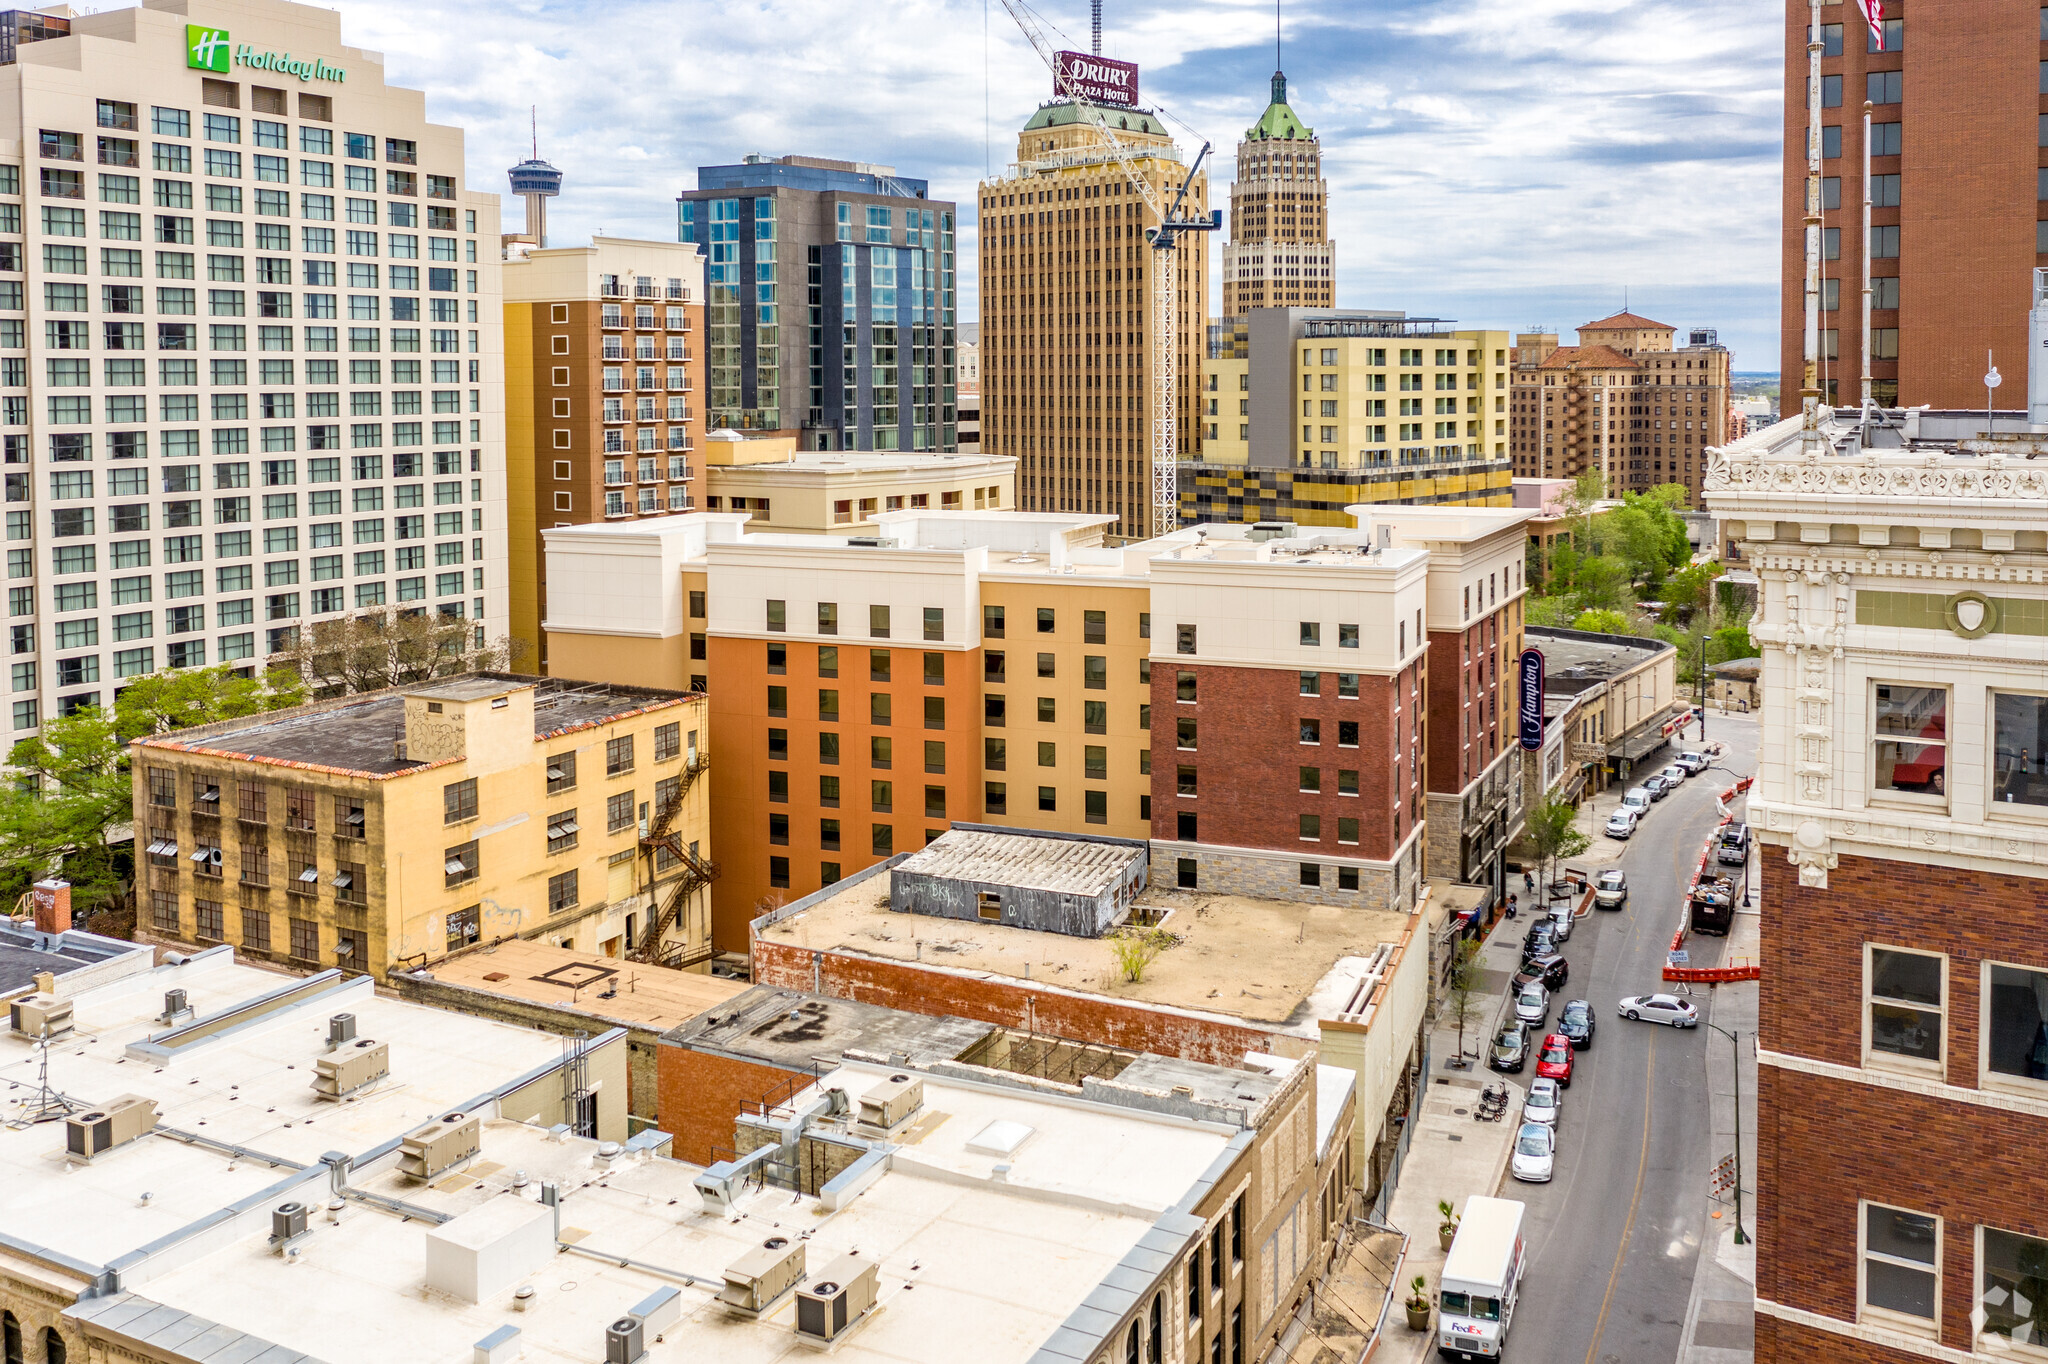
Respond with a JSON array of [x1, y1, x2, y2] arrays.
[[1523, 869, 1535, 894], [1505, 893, 1518, 920]]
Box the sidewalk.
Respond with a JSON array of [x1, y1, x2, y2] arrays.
[[1679, 847, 1761, 1363], [1373, 910, 1546, 1363]]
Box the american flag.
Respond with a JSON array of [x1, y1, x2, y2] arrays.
[[1858, 0, 1885, 50]]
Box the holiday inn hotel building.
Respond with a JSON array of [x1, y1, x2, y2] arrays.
[[0, 0, 504, 736]]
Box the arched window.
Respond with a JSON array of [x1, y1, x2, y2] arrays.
[[1124, 1320, 1139, 1364], [1148, 1293, 1164, 1363], [40, 1329, 63, 1364], [2, 1311, 21, 1364]]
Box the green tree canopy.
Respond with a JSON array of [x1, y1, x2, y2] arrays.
[[1571, 608, 1630, 635]]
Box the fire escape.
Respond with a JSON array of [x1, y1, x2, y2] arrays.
[[630, 750, 720, 966]]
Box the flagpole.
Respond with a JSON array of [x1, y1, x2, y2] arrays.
[[1860, 98, 1874, 429], [1801, 0, 1824, 455]]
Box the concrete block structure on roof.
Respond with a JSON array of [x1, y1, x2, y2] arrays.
[[890, 826, 1147, 936]]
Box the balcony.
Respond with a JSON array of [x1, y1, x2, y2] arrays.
[[665, 372, 691, 391], [599, 310, 625, 329]]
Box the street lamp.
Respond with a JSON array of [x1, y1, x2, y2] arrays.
[[1697, 635, 1711, 741], [1701, 1020, 1749, 1245]]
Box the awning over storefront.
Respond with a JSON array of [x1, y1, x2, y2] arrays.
[[1614, 703, 1695, 764]]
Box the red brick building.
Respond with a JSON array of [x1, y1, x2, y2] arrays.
[[1777, 0, 2044, 414], [1708, 408, 2048, 1360]]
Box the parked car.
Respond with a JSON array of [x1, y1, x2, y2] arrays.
[[1510, 1121, 1556, 1182], [1489, 1023, 1530, 1073], [1676, 751, 1710, 776], [1522, 920, 1558, 956], [1513, 953, 1569, 993], [1547, 902, 1574, 944], [1514, 982, 1550, 1027], [1620, 787, 1653, 815], [1558, 999, 1596, 1050], [1594, 869, 1629, 908], [1717, 822, 1751, 866], [1605, 808, 1641, 840], [1659, 763, 1688, 788], [1643, 774, 1672, 802], [1535, 1033, 1576, 1087], [1522, 1077, 1562, 1127], [1619, 993, 1701, 1027]]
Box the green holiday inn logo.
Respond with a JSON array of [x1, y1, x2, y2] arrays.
[[186, 23, 346, 83], [185, 25, 230, 72]]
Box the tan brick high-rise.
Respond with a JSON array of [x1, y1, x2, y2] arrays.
[[1778, 0, 2044, 415], [978, 101, 1207, 540], [1509, 312, 1729, 504], [1219, 71, 1332, 317]]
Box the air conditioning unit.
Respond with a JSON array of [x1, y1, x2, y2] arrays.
[[603, 1315, 644, 1364], [160, 988, 189, 1022], [856, 1074, 923, 1131], [311, 1039, 390, 1101], [270, 1199, 308, 1246], [328, 1012, 356, 1046], [10, 994, 72, 1040], [716, 1236, 806, 1317], [793, 1252, 879, 1344], [63, 1094, 159, 1162], [397, 1111, 480, 1182]]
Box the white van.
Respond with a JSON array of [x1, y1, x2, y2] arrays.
[[1619, 787, 1653, 815], [1437, 1195, 1526, 1359]]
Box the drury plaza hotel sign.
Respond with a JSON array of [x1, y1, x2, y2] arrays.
[[187, 24, 346, 83]]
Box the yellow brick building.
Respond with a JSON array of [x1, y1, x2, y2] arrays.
[[1187, 312, 1512, 527], [130, 674, 714, 979]]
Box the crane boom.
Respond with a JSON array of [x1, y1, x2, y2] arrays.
[[994, 0, 1216, 538]]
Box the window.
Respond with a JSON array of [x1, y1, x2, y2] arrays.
[[923, 606, 944, 641], [546, 809, 578, 854], [443, 776, 476, 823], [1300, 718, 1321, 744], [1980, 1224, 2048, 1350], [1991, 693, 2048, 808], [1862, 1204, 1939, 1326], [983, 603, 1005, 638], [1872, 121, 1902, 157], [1868, 946, 1943, 1065], [547, 750, 576, 793], [1985, 961, 2048, 1087], [1873, 684, 1945, 797], [1871, 173, 1901, 207], [1299, 621, 1320, 647], [444, 840, 478, 887], [655, 722, 681, 763], [606, 734, 634, 775], [1867, 70, 1903, 105], [1299, 814, 1320, 841], [547, 869, 579, 914], [1176, 623, 1196, 655], [870, 604, 890, 638]]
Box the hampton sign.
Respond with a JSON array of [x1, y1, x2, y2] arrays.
[[187, 25, 346, 83], [1517, 647, 1546, 751], [1055, 51, 1138, 107]]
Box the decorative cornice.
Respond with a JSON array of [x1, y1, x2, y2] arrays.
[[1705, 447, 2048, 505]]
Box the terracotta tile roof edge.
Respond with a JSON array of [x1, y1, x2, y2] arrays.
[[531, 691, 697, 741]]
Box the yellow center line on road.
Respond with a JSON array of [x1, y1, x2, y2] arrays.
[[1584, 1032, 1655, 1364]]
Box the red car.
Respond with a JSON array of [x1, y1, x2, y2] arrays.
[[1535, 1033, 1576, 1087]]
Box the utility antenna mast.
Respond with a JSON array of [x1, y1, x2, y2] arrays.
[[998, 0, 1218, 536]]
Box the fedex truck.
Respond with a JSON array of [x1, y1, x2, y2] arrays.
[[1436, 1195, 1527, 1359]]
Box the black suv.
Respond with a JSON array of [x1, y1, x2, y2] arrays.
[[1489, 1023, 1530, 1073], [1513, 953, 1570, 993], [1558, 999, 1597, 1051], [1521, 923, 1558, 961]]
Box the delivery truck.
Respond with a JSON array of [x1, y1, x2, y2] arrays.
[[1437, 1195, 1526, 1359]]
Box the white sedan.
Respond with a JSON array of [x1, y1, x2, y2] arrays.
[[1618, 993, 1700, 1027], [1510, 1121, 1556, 1182], [1522, 1077, 1562, 1128], [1605, 809, 1640, 840]]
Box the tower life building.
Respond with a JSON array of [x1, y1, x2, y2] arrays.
[[1777, 2, 2045, 416], [677, 156, 956, 454], [0, 0, 505, 739], [1219, 71, 1331, 318], [978, 101, 1208, 540]]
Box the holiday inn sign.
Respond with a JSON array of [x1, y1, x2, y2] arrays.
[[186, 25, 346, 83]]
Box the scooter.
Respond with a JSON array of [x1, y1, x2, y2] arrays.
[[1474, 1082, 1510, 1122]]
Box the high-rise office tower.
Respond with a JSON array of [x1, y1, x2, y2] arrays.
[[979, 98, 1208, 539], [1778, 1, 2044, 414], [0, 0, 504, 738], [1219, 70, 1331, 318], [677, 156, 956, 454]]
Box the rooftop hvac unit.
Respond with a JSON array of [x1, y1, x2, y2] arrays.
[[716, 1236, 806, 1317], [270, 1200, 308, 1246], [793, 1252, 879, 1344], [397, 1111, 480, 1182], [311, 1039, 390, 1101], [10, 993, 72, 1039], [328, 1012, 356, 1046], [63, 1094, 159, 1163], [603, 1315, 644, 1364], [856, 1073, 923, 1131], [160, 988, 189, 1022]]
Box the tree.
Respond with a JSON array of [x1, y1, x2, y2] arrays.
[[1664, 560, 1724, 623], [1107, 925, 1176, 983], [1525, 796, 1592, 895], [0, 664, 302, 922], [1444, 937, 1485, 1060], [1571, 608, 1629, 635], [274, 610, 527, 696]]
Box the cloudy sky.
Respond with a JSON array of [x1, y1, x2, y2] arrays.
[[339, 0, 1786, 372]]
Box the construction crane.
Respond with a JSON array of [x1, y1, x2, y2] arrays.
[[997, 0, 1218, 537]]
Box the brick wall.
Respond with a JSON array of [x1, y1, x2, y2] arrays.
[[750, 935, 1276, 1067], [1755, 1315, 1931, 1362], [1151, 658, 1419, 862], [1760, 853, 2048, 1082], [655, 1043, 808, 1167], [1426, 619, 1505, 795]]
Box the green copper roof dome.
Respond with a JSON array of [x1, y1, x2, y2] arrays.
[[1023, 100, 1160, 135], [1248, 70, 1312, 141]]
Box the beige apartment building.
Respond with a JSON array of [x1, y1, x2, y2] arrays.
[[502, 237, 705, 667], [129, 671, 714, 978], [1509, 312, 1730, 504], [1218, 70, 1333, 317], [978, 100, 1207, 539], [0, 0, 509, 738], [696, 428, 1014, 535]]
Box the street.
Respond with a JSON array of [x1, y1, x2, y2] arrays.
[[1500, 713, 1760, 1364]]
